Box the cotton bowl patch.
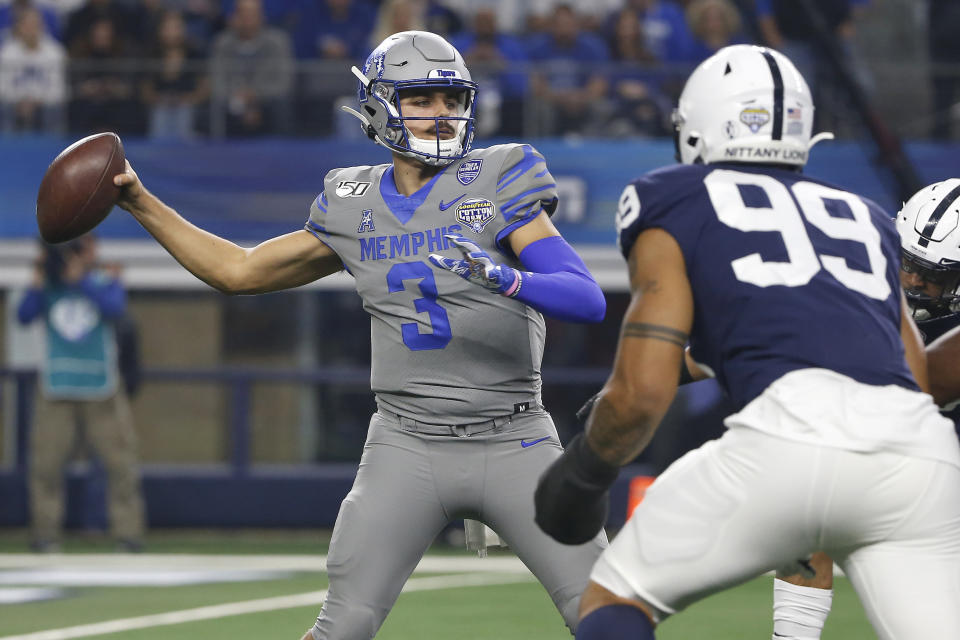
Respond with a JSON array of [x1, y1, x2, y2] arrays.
[[739, 107, 770, 133], [457, 159, 482, 185], [456, 198, 495, 233]]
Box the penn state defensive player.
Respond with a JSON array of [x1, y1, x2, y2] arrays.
[[112, 31, 608, 640], [535, 45, 960, 640], [899, 180, 960, 430], [770, 180, 960, 640], [898, 179, 960, 346]]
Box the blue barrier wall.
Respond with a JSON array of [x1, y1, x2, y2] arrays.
[[5, 136, 960, 243], [0, 367, 653, 530]]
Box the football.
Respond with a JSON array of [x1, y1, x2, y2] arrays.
[[36, 132, 126, 244]]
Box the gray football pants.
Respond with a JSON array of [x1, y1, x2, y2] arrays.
[[310, 408, 608, 639]]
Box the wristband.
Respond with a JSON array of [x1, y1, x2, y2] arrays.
[[502, 270, 522, 297]]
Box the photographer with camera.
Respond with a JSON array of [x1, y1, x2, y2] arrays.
[[18, 235, 145, 553]]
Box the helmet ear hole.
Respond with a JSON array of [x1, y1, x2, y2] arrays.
[[364, 105, 376, 117]]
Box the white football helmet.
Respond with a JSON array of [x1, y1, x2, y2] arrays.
[[341, 31, 477, 166], [896, 179, 960, 318], [672, 44, 833, 167]]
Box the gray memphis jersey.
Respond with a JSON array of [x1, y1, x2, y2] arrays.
[[305, 143, 559, 422]]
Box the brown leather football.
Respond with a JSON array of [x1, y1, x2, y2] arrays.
[[36, 132, 125, 244]]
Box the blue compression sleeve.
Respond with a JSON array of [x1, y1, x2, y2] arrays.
[[513, 236, 606, 323]]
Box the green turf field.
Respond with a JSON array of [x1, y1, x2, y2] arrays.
[[0, 530, 876, 639]]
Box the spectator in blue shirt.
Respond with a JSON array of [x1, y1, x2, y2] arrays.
[[451, 7, 528, 137], [287, 0, 377, 61], [606, 0, 698, 65], [527, 4, 611, 135]]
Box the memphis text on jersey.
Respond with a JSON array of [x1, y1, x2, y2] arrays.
[[359, 224, 463, 261]]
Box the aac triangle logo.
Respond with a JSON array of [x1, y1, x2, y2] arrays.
[[357, 209, 375, 233]]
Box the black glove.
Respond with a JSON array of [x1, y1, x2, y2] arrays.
[[534, 433, 620, 545]]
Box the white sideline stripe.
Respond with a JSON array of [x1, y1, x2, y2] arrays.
[[0, 554, 530, 574], [0, 573, 535, 640]]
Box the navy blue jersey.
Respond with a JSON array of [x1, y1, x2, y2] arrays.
[[617, 163, 917, 410]]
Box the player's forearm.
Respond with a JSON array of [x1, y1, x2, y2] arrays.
[[900, 294, 930, 393], [125, 188, 249, 293], [585, 391, 663, 467], [927, 325, 960, 406]]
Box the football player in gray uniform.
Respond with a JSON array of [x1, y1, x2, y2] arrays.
[[112, 31, 608, 640]]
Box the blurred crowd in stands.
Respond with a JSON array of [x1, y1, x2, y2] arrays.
[[0, 0, 955, 140]]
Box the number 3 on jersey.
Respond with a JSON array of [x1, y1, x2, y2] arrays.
[[387, 262, 452, 351], [702, 169, 889, 300]]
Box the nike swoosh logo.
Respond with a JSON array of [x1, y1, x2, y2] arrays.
[[521, 436, 550, 448], [389, 61, 409, 67], [439, 194, 467, 211]]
